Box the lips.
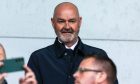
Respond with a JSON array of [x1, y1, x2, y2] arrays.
[[62, 31, 72, 33], [60, 28, 74, 33], [74, 80, 80, 84]]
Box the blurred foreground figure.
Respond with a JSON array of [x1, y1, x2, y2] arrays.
[[73, 55, 117, 84]]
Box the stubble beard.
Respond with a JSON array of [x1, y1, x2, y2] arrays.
[[59, 32, 77, 43], [56, 31, 79, 44]]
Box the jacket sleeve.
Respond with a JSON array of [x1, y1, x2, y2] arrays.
[[28, 52, 42, 84]]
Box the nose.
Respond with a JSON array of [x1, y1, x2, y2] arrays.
[[73, 71, 79, 78], [64, 21, 70, 29]]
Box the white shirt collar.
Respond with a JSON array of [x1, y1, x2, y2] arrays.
[[65, 39, 78, 50], [58, 39, 79, 50]]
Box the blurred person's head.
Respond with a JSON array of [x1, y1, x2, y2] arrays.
[[51, 2, 82, 47], [0, 43, 6, 61], [73, 55, 117, 84]]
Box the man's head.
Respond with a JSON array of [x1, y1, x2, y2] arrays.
[[51, 2, 82, 47], [0, 43, 6, 61], [73, 55, 117, 84]]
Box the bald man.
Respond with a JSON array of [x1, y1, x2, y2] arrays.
[[28, 2, 118, 84]]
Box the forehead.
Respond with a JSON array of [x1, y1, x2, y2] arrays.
[[80, 58, 96, 67], [54, 5, 79, 19], [80, 57, 102, 69]]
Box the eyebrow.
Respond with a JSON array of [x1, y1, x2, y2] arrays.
[[69, 18, 77, 21], [57, 18, 64, 20]]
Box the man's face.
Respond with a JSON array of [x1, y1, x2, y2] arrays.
[[73, 58, 102, 84], [0, 47, 5, 61], [51, 6, 82, 44]]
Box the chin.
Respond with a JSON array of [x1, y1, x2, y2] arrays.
[[59, 36, 74, 43]]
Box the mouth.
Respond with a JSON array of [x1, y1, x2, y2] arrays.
[[61, 31, 73, 34], [74, 80, 80, 84], [61, 32, 73, 35], [62, 32, 71, 33], [60, 28, 74, 34]]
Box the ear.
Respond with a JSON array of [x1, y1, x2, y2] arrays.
[[51, 18, 55, 26], [78, 17, 82, 28], [96, 72, 107, 83], [79, 17, 82, 21]]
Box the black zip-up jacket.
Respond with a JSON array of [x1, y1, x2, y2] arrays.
[[28, 37, 118, 84]]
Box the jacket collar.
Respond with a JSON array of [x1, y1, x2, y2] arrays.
[[54, 37, 85, 58]]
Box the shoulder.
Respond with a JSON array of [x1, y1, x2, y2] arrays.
[[31, 44, 54, 57], [82, 43, 108, 57], [83, 44, 105, 51]]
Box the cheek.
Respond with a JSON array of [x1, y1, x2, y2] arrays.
[[70, 27, 79, 33], [80, 74, 96, 84], [54, 24, 63, 31], [72, 24, 80, 31], [0, 55, 4, 60]]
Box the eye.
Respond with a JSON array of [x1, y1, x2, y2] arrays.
[[69, 19, 76, 23], [57, 19, 65, 23], [77, 68, 85, 73], [80, 69, 85, 73]]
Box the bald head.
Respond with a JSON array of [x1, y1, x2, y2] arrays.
[[53, 2, 80, 18], [51, 2, 82, 47]]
